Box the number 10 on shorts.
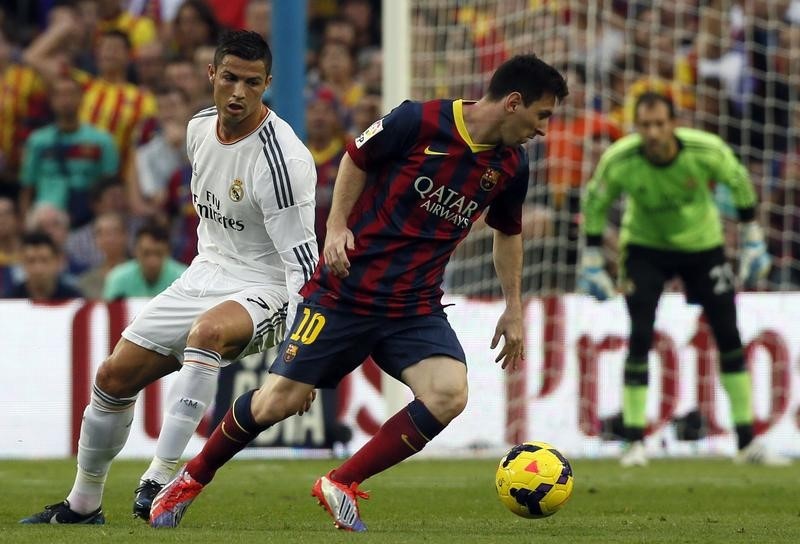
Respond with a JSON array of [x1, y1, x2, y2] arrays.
[[289, 307, 326, 344]]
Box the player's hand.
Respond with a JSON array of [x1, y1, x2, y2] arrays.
[[323, 225, 355, 278], [738, 222, 771, 288], [577, 247, 615, 301], [296, 389, 317, 416], [491, 306, 525, 370]]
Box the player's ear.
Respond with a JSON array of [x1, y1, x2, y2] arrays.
[[505, 92, 523, 114], [264, 74, 273, 89], [207, 63, 215, 83]]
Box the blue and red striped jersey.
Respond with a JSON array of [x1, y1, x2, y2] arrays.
[[301, 99, 530, 317]]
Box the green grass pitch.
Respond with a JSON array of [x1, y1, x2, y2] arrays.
[[2, 457, 799, 543]]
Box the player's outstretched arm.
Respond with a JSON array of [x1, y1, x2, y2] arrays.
[[491, 230, 525, 370], [324, 153, 366, 278]]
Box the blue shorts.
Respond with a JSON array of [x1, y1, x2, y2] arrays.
[[269, 302, 467, 388]]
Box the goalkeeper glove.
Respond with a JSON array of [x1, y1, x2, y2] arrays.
[[577, 247, 615, 301], [738, 222, 770, 288]]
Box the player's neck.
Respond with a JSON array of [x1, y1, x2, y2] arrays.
[[461, 98, 502, 145], [217, 105, 268, 143], [644, 136, 680, 166]]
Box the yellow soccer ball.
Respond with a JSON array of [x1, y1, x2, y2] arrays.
[[495, 441, 574, 518]]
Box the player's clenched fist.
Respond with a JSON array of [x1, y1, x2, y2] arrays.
[[323, 226, 355, 278]]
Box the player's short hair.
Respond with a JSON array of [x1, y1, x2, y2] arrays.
[[134, 222, 170, 244], [21, 231, 60, 255], [634, 92, 676, 121], [214, 30, 272, 75], [487, 54, 569, 106]]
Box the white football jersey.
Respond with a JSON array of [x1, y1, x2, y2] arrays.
[[186, 106, 318, 327]]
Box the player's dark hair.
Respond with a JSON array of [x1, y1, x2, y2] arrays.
[[100, 29, 132, 51], [214, 30, 272, 75], [634, 92, 676, 120], [135, 222, 170, 244], [21, 231, 60, 255], [487, 54, 569, 106]]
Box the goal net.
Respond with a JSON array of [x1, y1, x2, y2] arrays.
[[406, 0, 800, 296]]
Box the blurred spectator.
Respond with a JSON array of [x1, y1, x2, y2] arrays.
[[622, 6, 694, 129], [0, 196, 22, 296], [94, 0, 158, 55], [127, 86, 191, 216], [77, 212, 129, 299], [18, 76, 119, 228], [165, 57, 213, 114], [244, 0, 271, 41], [341, 0, 379, 49], [543, 63, 622, 287], [103, 221, 186, 300], [170, 0, 221, 62], [127, 0, 185, 26], [163, 163, 197, 265], [317, 39, 364, 128], [0, 27, 51, 184], [735, 3, 793, 157], [65, 176, 129, 272], [306, 86, 346, 246], [6, 231, 82, 301], [25, 202, 86, 278], [357, 47, 381, 95], [547, 64, 622, 209], [24, 21, 158, 167], [566, 0, 625, 77], [208, 0, 248, 30], [322, 16, 356, 49], [134, 39, 167, 92], [351, 92, 381, 137]]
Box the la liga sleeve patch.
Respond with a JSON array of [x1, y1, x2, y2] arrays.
[[355, 118, 384, 148]]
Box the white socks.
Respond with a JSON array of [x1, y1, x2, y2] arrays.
[[139, 347, 221, 485], [67, 385, 137, 514]]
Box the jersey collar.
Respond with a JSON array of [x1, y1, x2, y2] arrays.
[[453, 99, 496, 153]]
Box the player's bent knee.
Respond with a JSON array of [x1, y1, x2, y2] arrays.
[[186, 318, 225, 352], [95, 360, 136, 399], [423, 381, 468, 424]]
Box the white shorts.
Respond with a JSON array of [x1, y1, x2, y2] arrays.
[[121, 260, 287, 364]]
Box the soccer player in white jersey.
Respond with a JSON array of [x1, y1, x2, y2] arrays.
[[20, 30, 318, 525]]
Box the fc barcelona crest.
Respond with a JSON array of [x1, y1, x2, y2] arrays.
[[480, 168, 500, 191], [229, 178, 244, 202], [284, 343, 299, 362]]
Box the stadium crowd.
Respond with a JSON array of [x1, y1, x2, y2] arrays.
[[0, 0, 798, 301]]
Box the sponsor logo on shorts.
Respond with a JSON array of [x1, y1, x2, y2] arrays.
[[284, 343, 299, 362]]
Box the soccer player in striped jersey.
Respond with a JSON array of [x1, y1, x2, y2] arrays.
[[579, 92, 789, 467], [21, 30, 318, 525], [150, 54, 568, 531]]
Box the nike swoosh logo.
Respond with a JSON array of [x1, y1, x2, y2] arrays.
[[423, 146, 449, 156]]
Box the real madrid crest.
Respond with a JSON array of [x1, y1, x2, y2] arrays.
[[229, 178, 244, 202], [480, 168, 500, 191]]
